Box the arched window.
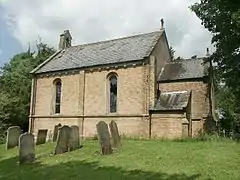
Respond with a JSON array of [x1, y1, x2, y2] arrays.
[[54, 80, 62, 114], [109, 74, 117, 113]]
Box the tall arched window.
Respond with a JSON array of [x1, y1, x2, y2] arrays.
[[109, 74, 117, 113], [54, 80, 62, 114]]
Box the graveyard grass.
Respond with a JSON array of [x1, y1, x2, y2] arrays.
[[0, 139, 240, 180]]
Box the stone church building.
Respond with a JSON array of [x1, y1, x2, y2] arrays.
[[29, 24, 214, 139]]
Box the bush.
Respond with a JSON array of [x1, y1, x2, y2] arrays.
[[0, 121, 8, 144]]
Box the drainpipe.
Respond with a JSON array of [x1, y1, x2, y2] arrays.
[[149, 111, 152, 139]]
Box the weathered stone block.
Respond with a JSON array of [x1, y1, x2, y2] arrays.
[[53, 123, 62, 142], [54, 125, 71, 155], [109, 120, 121, 148], [19, 133, 35, 164], [96, 121, 112, 155], [6, 126, 21, 150], [69, 125, 80, 151], [36, 129, 48, 145]]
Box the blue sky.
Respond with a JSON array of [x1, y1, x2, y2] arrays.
[[0, 0, 213, 68], [0, 6, 23, 67]]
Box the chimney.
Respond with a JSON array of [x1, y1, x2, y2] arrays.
[[58, 30, 72, 50]]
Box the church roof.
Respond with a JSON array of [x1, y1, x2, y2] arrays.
[[33, 30, 164, 74], [158, 58, 209, 82], [151, 91, 190, 111]]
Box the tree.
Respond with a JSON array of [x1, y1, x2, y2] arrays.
[[191, 0, 240, 96], [0, 42, 55, 138], [190, 0, 240, 136], [169, 46, 175, 61]]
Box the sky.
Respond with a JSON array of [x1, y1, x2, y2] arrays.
[[0, 0, 213, 67]]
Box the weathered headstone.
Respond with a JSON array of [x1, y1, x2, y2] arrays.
[[6, 126, 21, 150], [96, 121, 112, 155], [69, 125, 80, 151], [47, 130, 53, 142], [54, 125, 71, 155], [36, 129, 48, 145], [53, 123, 62, 142], [19, 133, 35, 164], [109, 120, 121, 148]]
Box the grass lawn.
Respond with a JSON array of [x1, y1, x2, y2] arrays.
[[0, 139, 239, 180]]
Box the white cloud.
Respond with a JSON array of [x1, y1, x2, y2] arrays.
[[2, 0, 213, 58]]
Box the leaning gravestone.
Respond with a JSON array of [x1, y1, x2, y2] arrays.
[[19, 133, 35, 164], [6, 126, 21, 150], [109, 120, 121, 148], [53, 123, 62, 142], [54, 125, 71, 155], [69, 125, 80, 151], [36, 129, 48, 145], [96, 121, 112, 155]]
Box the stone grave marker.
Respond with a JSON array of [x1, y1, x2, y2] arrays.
[[36, 129, 48, 145], [54, 125, 71, 155], [47, 130, 53, 142], [53, 123, 62, 142], [96, 121, 112, 155], [6, 126, 21, 150], [19, 133, 35, 164], [69, 125, 80, 151], [109, 120, 121, 148]]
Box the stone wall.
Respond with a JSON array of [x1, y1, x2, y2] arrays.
[[31, 63, 151, 138], [159, 81, 210, 119], [151, 112, 185, 139]]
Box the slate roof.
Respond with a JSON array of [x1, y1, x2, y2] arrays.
[[33, 30, 164, 74], [158, 58, 209, 82], [151, 91, 190, 111]]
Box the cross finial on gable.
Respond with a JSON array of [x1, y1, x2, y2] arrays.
[[206, 48, 210, 57], [160, 18, 164, 30]]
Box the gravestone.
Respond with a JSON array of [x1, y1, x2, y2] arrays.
[[36, 129, 48, 145], [19, 133, 35, 164], [6, 126, 21, 150], [53, 123, 62, 142], [69, 125, 80, 151], [47, 130, 53, 142], [96, 121, 112, 155], [109, 120, 121, 148], [54, 125, 71, 155]]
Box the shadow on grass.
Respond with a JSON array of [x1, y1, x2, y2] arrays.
[[0, 156, 211, 180]]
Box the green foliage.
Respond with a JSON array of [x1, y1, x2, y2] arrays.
[[190, 0, 240, 135], [0, 120, 8, 144], [0, 42, 55, 135], [169, 46, 175, 61]]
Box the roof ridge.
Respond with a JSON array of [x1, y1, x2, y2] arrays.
[[70, 30, 163, 49], [167, 58, 205, 64]]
